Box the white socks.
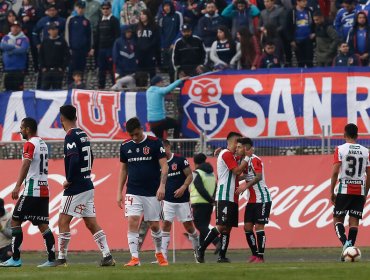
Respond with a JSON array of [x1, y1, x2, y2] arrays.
[[128, 231, 139, 258], [188, 230, 200, 250], [151, 230, 162, 253], [161, 231, 171, 259], [93, 230, 111, 258], [58, 232, 71, 260]]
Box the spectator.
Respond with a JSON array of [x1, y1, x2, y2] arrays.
[[93, 1, 120, 89], [85, 0, 102, 34], [68, 71, 86, 89], [332, 41, 361, 66], [210, 26, 238, 69], [182, 0, 204, 28], [0, 0, 12, 40], [136, 9, 160, 78], [355, 0, 370, 24], [233, 26, 261, 69], [146, 75, 188, 139], [38, 0, 68, 18], [197, 1, 225, 52], [65, 1, 92, 84], [259, 0, 284, 34], [259, 40, 281, 68], [39, 23, 69, 90], [313, 11, 339, 66], [0, 21, 29, 91], [0, 10, 17, 41], [260, 24, 285, 64], [286, 0, 315, 67], [334, 0, 355, 41], [158, 0, 183, 82], [173, 24, 206, 77], [112, 0, 125, 19], [0, 198, 12, 263], [347, 11, 370, 66], [221, 0, 260, 38], [120, 0, 147, 25]]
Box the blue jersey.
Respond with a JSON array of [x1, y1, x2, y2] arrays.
[[120, 135, 166, 196], [295, 10, 311, 41], [63, 128, 94, 196], [165, 154, 191, 203]]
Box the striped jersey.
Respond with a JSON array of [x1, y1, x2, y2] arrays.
[[22, 137, 49, 197], [244, 154, 271, 203], [216, 149, 239, 203], [334, 142, 370, 196]]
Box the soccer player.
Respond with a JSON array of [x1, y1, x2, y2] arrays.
[[196, 132, 249, 263], [0, 117, 56, 267], [56, 105, 115, 266], [117, 117, 169, 266], [235, 137, 272, 263], [330, 123, 370, 261], [161, 140, 199, 262]]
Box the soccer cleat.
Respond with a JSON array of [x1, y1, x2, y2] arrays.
[[252, 257, 264, 263], [100, 255, 116, 267], [340, 240, 352, 262], [195, 247, 205, 263], [0, 258, 22, 267], [37, 260, 56, 267], [124, 257, 141, 267], [54, 259, 68, 267], [155, 252, 168, 266], [217, 257, 230, 263], [248, 256, 258, 263]]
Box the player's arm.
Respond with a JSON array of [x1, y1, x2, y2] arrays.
[[174, 166, 193, 198], [236, 157, 262, 195], [224, 151, 248, 175], [13, 142, 34, 200], [365, 166, 370, 196], [330, 147, 341, 205], [63, 135, 80, 189], [117, 161, 128, 209], [157, 157, 168, 201]]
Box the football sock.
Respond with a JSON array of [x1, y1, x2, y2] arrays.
[[348, 227, 358, 246], [188, 230, 200, 250], [93, 230, 111, 258], [219, 233, 230, 259], [161, 231, 171, 259], [200, 227, 219, 251], [58, 232, 71, 260], [11, 226, 23, 261], [128, 231, 139, 258], [245, 231, 258, 256], [334, 222, 347, 245], [42, 228, 56, 261], [151, 230, 162, 253], [256, 230, 266, 258]]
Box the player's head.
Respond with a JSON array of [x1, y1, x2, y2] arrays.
[[126, 117, 145, 143], [20, 117, 37, 140], [237, 137, 254, 157], [194, 153, 207, 168], [60, 105, 77, 131], [226, 131, 242, 153], [344, 123, 358, 140], [162, 139, 172, 157]]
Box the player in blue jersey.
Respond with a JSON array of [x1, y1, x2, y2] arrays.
[[55, 105, 115, 267], [117, 117, 169, 266], [161, 140, 200, 263]]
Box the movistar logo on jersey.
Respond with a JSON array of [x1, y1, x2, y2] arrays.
[[67, 142, 77, 150]]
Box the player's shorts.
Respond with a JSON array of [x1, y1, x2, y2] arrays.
[[59, 189, 96, 218], [244, 202, 272, 224], [125, 194, 161, 221], [12, 195, 49, 225], [215, 200, 238, 227], [333, 194, 365, 219], [162, 201, 193, 223]]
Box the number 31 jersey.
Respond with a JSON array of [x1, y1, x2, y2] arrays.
[[334, 143, 370, 196]]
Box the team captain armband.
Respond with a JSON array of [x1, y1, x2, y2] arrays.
[[23, 142, 35, 160]]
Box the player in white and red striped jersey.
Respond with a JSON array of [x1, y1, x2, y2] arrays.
[[236, 137, 272, 263], [330, 123, 370, 261], [196, 132, 249, 263]]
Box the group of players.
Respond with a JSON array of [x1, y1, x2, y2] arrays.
[[0, 103, 368, 267]]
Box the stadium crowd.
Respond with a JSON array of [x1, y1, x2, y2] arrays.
[[0, 0, 369, 91]]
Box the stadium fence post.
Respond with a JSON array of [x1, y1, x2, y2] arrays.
[[172, 222, 176, 263]]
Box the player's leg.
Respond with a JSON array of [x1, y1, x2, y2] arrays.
[[161, 201, 175, 260], [37, 223, 56, 266], [254, 223, 266, 263], [347, 194, 365, 247], [217, 225, 232, 263], [333, 194, 348, 246], [347, 216, 359, 246], [244, 203, 258, 262], [253, 202, 272, 263], [179, 203, 199, 257], [57, 213, 73, 264]]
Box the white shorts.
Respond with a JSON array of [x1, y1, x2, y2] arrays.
[[125, 194, 161, 221], [162, 201, 193, 223], [59, 189, 96, 218]]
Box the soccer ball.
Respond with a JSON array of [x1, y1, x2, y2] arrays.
[[343, 246, 361, 262]]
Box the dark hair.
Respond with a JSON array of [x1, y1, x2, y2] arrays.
[[194, 153, 207, 164], [126, 117, 141, 133], [354, 11, 368, 28], [344, 123, 358, 139], [162, 139, 171, 147], [22, 117, 37, 133], [343, 0, 354, 5], [237, 27, 257, 68], [60, 105, 77, 121], [72, 71, 83, 77], [313, 10, 323, 17], [237, 137, 253, 147], [264, 40, 275, 47], [138, 9, 156, 31], [0, 198, 4, 217], [227, 131, 242, 140]]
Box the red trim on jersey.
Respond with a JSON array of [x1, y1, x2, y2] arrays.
[[333, 147, 340, 164], [23, 141, 35, 160], [251, 157, 262, 173], [347, 184, 362, 195], [222, 151, 238, 170], [249, 186, 257, 203], [147, 135, 158, 140], [40, 186, 49, 197], [66, 129, 73, 135]]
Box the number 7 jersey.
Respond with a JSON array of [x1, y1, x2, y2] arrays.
[[334, 143, 370, 196]]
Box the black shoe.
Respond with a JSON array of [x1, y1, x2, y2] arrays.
[[100, 255, 116, 266], [217, 257, 230, 263], [195, 247, 205, 263], [214, 241, 221, 255], [54, 259, 67, 267]]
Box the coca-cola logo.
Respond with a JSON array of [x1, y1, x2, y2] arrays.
[[0, 173, 111, 235]]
